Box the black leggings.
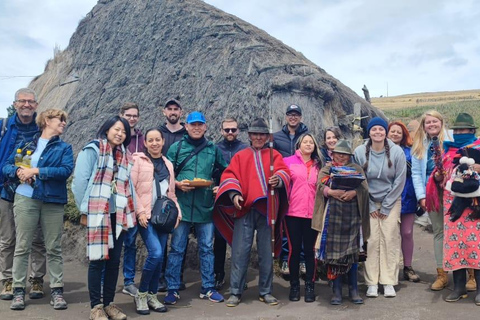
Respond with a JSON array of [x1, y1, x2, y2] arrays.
[[285, 216, 317, 283]]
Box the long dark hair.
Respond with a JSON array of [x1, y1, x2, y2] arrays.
[[322, 126, 343, 149], [295, 133, 324, 169], [96, 116, 131, 148]]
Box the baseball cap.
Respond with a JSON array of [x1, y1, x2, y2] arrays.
[[286, 104, 302, 115], [186, 111, 206, 124]]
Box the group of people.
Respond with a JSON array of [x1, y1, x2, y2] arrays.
[[0, 88, 479, 320]]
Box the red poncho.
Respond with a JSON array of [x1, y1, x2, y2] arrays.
[[213, 147, 290, 257]]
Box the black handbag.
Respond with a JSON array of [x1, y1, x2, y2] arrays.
[[150, 172, 178, 233]]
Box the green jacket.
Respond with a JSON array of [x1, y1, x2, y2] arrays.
[[167, 136, 227, 223]]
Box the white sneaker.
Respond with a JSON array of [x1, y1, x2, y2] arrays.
[[383, 285, 396, 298], [366, 285, 378, 297]]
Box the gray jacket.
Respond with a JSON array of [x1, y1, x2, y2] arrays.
[[354, 139, 406, 215]]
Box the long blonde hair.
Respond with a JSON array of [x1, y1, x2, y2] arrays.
[[411, 110, 447, 159]]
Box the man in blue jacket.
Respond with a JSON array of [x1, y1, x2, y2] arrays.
[[0, 88, 46, 301], [273, 104, 309, 276]]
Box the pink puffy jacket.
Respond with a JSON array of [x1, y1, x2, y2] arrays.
[[130, 152, 181, 219], [283, 150, 319, 219]]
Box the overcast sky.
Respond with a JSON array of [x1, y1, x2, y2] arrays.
[[1, 0, 478, 117]]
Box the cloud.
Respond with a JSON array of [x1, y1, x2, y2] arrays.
[[1, 0, 479, 117]]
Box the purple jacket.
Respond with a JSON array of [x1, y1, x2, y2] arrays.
[[127, 128, 144, 154], [283, 150, 319, 219]]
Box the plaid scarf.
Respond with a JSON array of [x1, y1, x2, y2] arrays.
[[87, 139, 135, 261]]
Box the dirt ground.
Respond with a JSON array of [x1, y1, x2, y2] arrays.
[[1, 225, 479, 320]]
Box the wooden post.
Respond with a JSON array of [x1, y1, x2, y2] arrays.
[[352, 102, 364, 149]]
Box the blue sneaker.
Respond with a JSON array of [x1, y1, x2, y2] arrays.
[[199, 288, 224, 303], [164, 290, 180, 305]]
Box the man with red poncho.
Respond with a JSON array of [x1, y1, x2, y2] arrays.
[[213, 118, 290, 307]]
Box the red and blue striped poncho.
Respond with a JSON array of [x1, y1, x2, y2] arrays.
[[213, 147, 290, 257]]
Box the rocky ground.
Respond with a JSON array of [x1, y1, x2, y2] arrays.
[[1, 224, 478, 319]]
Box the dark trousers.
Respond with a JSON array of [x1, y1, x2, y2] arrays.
[[88, 215, 125, 308], [214, 228, 227, 278], [285, 216, 317, 283]]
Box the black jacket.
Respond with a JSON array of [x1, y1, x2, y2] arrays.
[[216, 139, 248, 164], [272, 123, 309, 157], [159, 123, 187, 155]]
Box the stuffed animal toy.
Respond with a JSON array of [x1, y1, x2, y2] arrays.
[[446, 156, 480, 222]]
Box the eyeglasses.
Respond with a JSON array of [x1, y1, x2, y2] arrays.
[[124, 114, 139, 119], [49, 115, 67, 123], [15, 99, 37, 105], [223, 128, 238, 133], [286, 113, 301, 118]]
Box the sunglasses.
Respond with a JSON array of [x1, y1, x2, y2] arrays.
[[223, 128, 238, 133]]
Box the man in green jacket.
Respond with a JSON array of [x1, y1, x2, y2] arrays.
[[164, 111, 227, 305]]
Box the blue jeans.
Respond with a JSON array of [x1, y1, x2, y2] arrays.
[[123, 224, 138, 286], [166, 221, 215, 290], [138, 223, 168, 293]]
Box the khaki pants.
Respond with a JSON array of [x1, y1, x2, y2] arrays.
[[428, 208, 444, 269], [12, 195, 64, 289], [364, 199, 401, 286], [0, 198, 46, 283]]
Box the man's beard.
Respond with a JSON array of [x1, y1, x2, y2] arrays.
[[167, 115, 179, 124]]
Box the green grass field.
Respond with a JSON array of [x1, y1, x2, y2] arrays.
[[381, 100, 480, 130]]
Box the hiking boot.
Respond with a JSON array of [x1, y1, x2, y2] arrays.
[[104, 303, 127, 320], [134, 291, 150, 315], [199, 288, 224, 302], [89, 304, 108, 320], [281, 261, 290, 275], [147, 292, 167, 312], [50, 288, 68, 310], [158, 277, 167, 293], [383, 285, 396, 298], [215, 273, 225, 290], [28, 277, 44, 299], [122, 283, 138, 297], [226, 294, 241, 307], [10, 288, 25, 310], [431, 268, 448, 291], [164, 290, 180, 305], [259, 293, 278, 306], [305, 281, 315, 303], [0, 279, 13, 300], [467, 269, 477, 292], [289, 281, 300, 301], [366, 285, 378, 298], [404, 266, 420, 282]]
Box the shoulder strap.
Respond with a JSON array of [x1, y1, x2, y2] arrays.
[[153, 172, 162, 199], [174, 139, 209, 177]]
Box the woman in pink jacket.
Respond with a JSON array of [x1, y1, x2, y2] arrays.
[[283, 133, 323, 303], [130, 128, 181, 315]]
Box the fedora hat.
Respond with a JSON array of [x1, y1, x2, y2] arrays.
[[248, 118, 269, 134], [332, 139, 353, 155], [450, 113, 477, 129]]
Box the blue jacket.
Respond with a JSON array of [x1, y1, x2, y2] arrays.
[[0, 115, 39, 193], [273, 123, 309, 157], [71, 141, 100, 214], [2, 134, 73, 204], [401, 146, 417, 214]]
